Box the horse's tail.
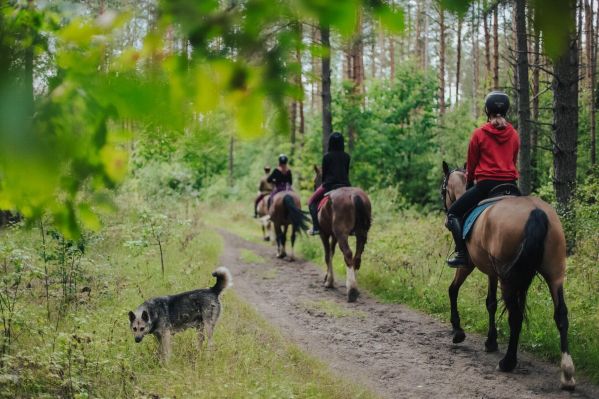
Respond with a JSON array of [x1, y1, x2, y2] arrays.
[[504, 208, 549, 317], [283, 194, 309, 233], [353, 194, 371, 236]]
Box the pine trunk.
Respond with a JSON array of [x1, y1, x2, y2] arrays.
[[493, 5, 499, 89], [456, 17, 462, 105], [552, 0, 579, 251], [439, 5, 446, 114], [515, 0, 531, 195], [484, 9, 491, 90], [321, 23, 332, 155]]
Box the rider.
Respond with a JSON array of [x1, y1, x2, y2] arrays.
[[446, 91, 520, 267], [267, 154, 293, 208], [254, 165, 273, 218], [307, 132, 351, 235]]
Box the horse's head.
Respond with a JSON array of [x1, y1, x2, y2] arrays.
[[441, 161, 467, 211], [313, 165, 322, 190]]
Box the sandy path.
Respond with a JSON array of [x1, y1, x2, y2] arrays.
[[218, 229, 599, 399]]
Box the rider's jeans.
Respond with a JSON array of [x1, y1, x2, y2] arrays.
[[448, 179, 517, 218], [308, 185, 327, 207]]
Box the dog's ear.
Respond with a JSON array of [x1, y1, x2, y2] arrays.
[[128, 311, 136, 323], [442, 161, 450, 176], [141, 310, 149, 322]]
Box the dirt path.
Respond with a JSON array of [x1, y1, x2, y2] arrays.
[[218, 230, 599, 399]]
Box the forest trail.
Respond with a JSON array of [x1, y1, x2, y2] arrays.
[[218, 229, 599, 399]]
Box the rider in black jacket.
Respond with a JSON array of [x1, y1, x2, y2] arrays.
[[308, 132, 351, 235]]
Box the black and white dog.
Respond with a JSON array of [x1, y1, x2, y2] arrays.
[[128, 267, 232, 360]]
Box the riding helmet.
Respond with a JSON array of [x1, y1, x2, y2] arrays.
[[278, 154, 288, 165], [484, 91, 510, 117], [328, 132, 345, 152]]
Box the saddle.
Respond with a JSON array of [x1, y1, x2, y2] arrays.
[[317, 184, 349, 212], [463, 183, 521, 239]]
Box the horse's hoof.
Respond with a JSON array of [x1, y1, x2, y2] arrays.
[[484, 340, 498, 353], [287, 257, 295, 262], [276, 253, 285, 259], [497, 357, 517, 372], [452, 330, 466, 344], [264, 237, 270, 242], [561, 376, 576, 391], [347, 288, 359, 303]]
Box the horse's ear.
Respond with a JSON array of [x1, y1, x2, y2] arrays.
[[442, 161, 450, 176], [313, 165, 320, 174], [463, 162, 467, 170]]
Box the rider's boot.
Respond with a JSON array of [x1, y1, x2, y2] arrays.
[[446, 213, 468, 267], [308, 203, 320, 236]]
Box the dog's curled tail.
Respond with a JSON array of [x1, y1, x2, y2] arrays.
[[211, 267, 233, 295]]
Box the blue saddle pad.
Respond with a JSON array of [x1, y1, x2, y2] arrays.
[[463, 201, 499, 239]]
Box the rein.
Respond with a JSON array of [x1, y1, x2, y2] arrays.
[[440, 168, 465, 213]]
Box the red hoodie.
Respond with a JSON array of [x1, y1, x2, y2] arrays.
[[466, 122, 520, 184]]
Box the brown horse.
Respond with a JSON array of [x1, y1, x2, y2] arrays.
[[256, 196, 272, 241], [268, 190, 309, 260], [314, 166, 372, 302], [441, 161, 575, 390]]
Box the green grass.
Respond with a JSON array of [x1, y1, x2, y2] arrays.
[[208, 199, 599, 384], [0, 199, 376, 399], [240, 249, 266, 265]]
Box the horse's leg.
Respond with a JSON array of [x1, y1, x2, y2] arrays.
[[289, 225, 297, 261], [320, 233, 334, 288], [498, 283, 524, 372], [274, 222, 283, 258], [278, 224, 288, 258], [336, 233, 357, 302], [448, 267, 473, 344], [353, 232, 367, 270], [546, 280, 576, 390], [485, 275, 499, 352]]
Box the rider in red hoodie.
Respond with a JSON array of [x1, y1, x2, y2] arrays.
[[446, 91, 520, 267]]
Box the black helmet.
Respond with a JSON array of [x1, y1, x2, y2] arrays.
[[328, 132, 344, 152], [278, 154, 288, 165], [484, 91, 510, 117]]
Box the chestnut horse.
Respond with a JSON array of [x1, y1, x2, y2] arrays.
[[441, 161, 575, 390], [268, 190, 308, 260], [314, 166, 372, 302]]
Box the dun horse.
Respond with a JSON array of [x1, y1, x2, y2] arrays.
[[314, 166, 372, 302], [441, 161, 575, 390], [268, 190, 309, 260], [256, 196, 272, 241]]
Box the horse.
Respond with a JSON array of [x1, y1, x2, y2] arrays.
[[256, 196, 272, 241], [268, 190, 309, 260], [441, 161, 575, 390], [313, 166, 372, 302]]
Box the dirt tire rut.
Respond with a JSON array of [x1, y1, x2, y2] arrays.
[[218, 230, 599, 399]]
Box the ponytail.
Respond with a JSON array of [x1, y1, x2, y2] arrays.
[[489, 114, 508, 129]]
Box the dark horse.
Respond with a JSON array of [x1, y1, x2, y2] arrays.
[[441, 161, 575, 390], [268, 190, 309, 260], [314, 166, 372, 302]]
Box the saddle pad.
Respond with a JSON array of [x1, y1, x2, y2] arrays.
[[318, 195, 330, 212], [463, 200, 500, 239]]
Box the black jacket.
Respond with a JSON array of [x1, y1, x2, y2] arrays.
[[267, 168, 292, 187], [322, 133, 351, 191]]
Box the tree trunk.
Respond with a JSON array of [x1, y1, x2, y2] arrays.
[[493, 4, 499, 89], [484, 8, 492, 90], [389, 33, 396, 79], [515, 0, 531, 195], [456, 17, 462, 105], [552, 0, 579, 251], [472, 1, 480, 116], [321, 23, 332, 155], [439, 4, 446, 114], [531, 25, 540, 186], [228, 135, 234, 187], [590, 0, 598, 165], [24, 0, 35, 115]]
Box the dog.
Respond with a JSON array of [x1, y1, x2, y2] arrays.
[[128, 267, 232, 360]]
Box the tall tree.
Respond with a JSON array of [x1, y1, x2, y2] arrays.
[[552, 0, 579, 250], [493, 4, 499, 89], [456, 16, 463, 104], [483, 5, 492, 90], [587, 0, 597, 165], [515, 0, 531, 194], [438, 3, 446, 114], [321, 23, 332, 155]]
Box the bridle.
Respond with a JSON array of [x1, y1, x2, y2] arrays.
[[440, 168, 465, 213]]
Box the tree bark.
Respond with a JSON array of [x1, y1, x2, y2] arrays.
[[552, 0, 579, 251], [515, 0, 531, 195], [471, 1, 480, 116], [493, 4, 499, 89], [589, 0, 597, 165], [531, 25, 540, 186], [228, 135, 234, 187], [456, 17, 462, 105], [321, 23, 332, 155], [484, 8, 492, 90], [438, 4, 446, 114]]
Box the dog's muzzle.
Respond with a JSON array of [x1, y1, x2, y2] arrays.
[[135, 336, 143, 343]]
